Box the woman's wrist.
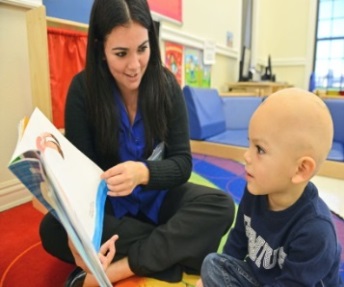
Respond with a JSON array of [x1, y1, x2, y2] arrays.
[[138, 161, 149, 185]]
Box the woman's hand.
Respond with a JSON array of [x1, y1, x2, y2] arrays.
[[68, 235, 119, 273], [98, 235, 118, 270], [101, 161, 149, 197]]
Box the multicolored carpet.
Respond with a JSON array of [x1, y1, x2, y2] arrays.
[[1, 154, 343, 286]]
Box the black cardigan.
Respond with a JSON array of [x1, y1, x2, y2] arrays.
[[64, 71, 192, 191]]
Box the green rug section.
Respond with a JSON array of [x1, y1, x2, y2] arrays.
[[189, 172, 217, 188], [188, 172, 237, 253]]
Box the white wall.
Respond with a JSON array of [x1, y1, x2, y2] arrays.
[[0, 3, 33, 210], [182, 0, 241, 90], [254, 0, 317, 89]]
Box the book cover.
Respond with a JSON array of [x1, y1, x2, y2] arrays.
[[8, 107, 112, 287]]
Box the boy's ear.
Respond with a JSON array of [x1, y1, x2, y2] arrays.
[[291, 156, 316, 184]]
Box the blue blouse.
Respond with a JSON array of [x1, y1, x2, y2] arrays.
[[107, 89, 167, 224]]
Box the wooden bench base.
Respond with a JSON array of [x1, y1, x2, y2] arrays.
[[191, 140, 344, 180]]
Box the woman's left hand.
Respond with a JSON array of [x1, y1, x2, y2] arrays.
[[98, 235, 118, 270], [69, 235, 118, 273], [101, 161, 149, 197]]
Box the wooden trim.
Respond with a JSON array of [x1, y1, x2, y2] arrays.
[[26, 5, 52, 120], [190, 140, 344, 180], [46, 16, 88, 32], [220, 92, 260, 97], [317, 160, 344, 180]]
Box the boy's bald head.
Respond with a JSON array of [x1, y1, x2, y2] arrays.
[[252, 88, 333, 168]]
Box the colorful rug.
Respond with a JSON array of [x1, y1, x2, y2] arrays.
[[1, 154, 343, 286]]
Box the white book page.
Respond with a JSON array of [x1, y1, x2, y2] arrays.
[[10, 108, 105, 245], [9, 108, 112, 286]]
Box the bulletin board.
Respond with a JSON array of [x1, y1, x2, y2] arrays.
[[147, 0, 182, 22]]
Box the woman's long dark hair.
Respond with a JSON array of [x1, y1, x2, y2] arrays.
[[85, 0, 171, 167]]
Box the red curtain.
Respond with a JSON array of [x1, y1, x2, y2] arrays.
[[47, 27, 87, 129]]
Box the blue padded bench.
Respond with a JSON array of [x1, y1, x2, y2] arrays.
[[183, 85, 344, 179], [183, 86, 226, 141], [183, 85, 262, 148], [323, 99, 344, 162], [183, 85, 344, 166]]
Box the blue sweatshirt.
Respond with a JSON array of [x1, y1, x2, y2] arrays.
[[224, 182, 342, 286]]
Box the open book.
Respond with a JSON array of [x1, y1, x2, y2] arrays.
[[8, 108, 112, 287]]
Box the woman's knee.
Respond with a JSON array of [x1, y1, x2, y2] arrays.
[[39, 213, 73, 262], [218, 192, 235, 224], [39, 213, 59, 248], [205, 189, 235, 228]]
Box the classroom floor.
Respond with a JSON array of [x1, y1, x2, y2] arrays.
[[312, 175, 344, 219]]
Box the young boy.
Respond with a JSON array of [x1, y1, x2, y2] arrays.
[[197, 88, 343, 286]]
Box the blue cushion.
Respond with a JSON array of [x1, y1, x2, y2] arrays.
[[222, 97, 262, 129], [327, 141, 344, 161], [324, 99, 344, 143], [183, 86, 226, 140]]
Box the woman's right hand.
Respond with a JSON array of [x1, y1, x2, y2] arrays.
[[101, 161, 149, 197]]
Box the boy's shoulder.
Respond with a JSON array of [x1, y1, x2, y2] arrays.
[[304, 181, 333, 221], [241, 182, 335, 228]]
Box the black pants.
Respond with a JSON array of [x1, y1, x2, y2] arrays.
[[40, 182, 235, 282]]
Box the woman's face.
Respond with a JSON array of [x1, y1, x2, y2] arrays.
[[104, 21, 151, 95]]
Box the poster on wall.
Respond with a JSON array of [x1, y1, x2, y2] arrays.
[[165, 42, 183, 86], [184, 47, 211, 88], [203, 40, 216, 65], [226, 31, 233, 48], [147, 0, 182, 22], [202, 64, 212, 88]]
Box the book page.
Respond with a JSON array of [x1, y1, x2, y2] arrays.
[[10, 108, 106, 247], [8, 108, 112, 286]]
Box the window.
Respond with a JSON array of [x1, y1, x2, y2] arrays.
[[314, 0, 344, 90], [239, 0, 253, 81]]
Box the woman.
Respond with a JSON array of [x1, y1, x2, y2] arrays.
[[39, 0, 235, 286]]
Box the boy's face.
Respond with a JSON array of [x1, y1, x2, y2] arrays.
[[243, 88, 333, 207], [244, 105, 299, 197]]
